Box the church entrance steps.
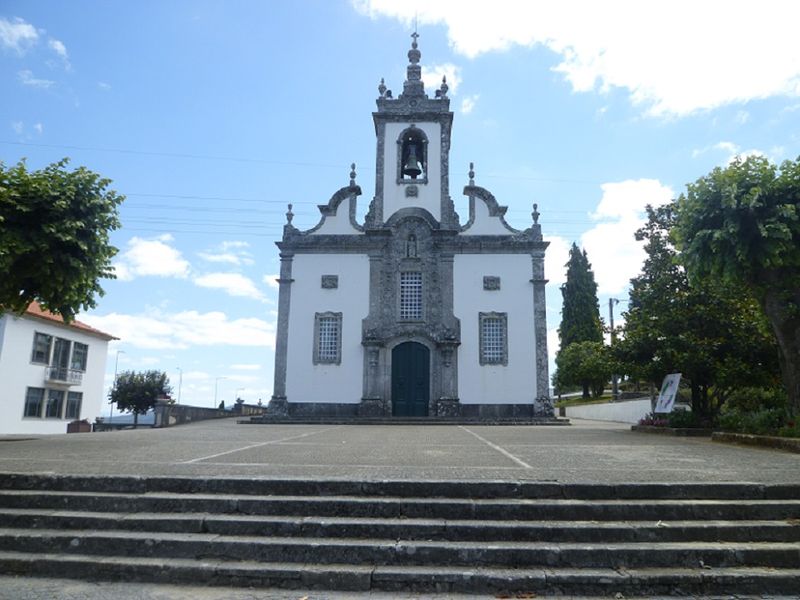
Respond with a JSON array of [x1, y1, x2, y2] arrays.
[[241, 416, 570, 425], [0, 475, 798, 596]]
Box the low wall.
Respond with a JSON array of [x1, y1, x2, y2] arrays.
[[564, 397, 652, 424], [153, 402, 266, 428]]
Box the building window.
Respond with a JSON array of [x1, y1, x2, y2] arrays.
[[479, 312, 508, 366], [31, 333, 52, 364], [70, 342, 88, 371], [24, 387, 45, 418], [66, 392, 83, 420], [45, 389, 65, 419], [400, 271, 423, 320], [313, 312, 342, 365]]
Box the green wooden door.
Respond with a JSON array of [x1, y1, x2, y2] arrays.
[[391, 342, 430, 417]]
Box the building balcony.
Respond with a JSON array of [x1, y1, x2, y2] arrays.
[[45, 366, 83, 385]]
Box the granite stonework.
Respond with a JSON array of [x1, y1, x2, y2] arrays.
[[270, 35, 554, 422]]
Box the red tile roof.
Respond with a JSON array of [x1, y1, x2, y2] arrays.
[[24, 302, 118, 341]]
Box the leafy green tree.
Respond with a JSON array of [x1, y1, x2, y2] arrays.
[[110, 371, 172, 428], [554, 341, 612, 398], [559, 243, 604, 348], [616, 204, 780, 417], [0, 158, 123, 321], [674, 155, 800, 414]]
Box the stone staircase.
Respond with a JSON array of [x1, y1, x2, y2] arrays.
[[0, 473, 798, 596]]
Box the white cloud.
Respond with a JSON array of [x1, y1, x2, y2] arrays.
[[47, 38, 70, 69], [18, 69, 54, 89], [735, 110, 750, 125], [231, 364, 262, 371], [262, 274, 280, 289], [422, 62, 460, 95], [33, 122, 43, 135], [197, 241, 254, 266], [352, 1, 800, 117], [194, 272, 265, 301], [692, 141, 770, 164], [0, 17, 39, 54], [82, 310, 276, 350], [113, 234, 190, 281], [11, 121, 23, 135], [581, 179, 673, 294], [543, 235, 571, 287], [460, 94, 478, 114], [98, 81, 111, 91]]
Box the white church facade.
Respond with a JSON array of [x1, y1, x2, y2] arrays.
[[270, 36, 552, 419]]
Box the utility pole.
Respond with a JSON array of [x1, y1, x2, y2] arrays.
[[110, 350, 125, 424], [609, 298, 620, 401], [176, 367, 183, 404]]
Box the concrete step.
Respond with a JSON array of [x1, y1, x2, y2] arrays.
[[4, 509, 799, 543], [3, 472, 798, 500], [0, 551, 798, 596], [2, 489, 799, 521], [241, 417, 569, 426], [3, 529, 800, 569]]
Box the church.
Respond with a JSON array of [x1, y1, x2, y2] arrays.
[[270, 35, 552, 420]]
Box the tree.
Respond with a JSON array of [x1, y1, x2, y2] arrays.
[[674, 156, 800, 414], [110, 371, 172, 428], [0, 158, 123, 321], [616, 204, 780, 416], [559, 243, 603, 348], [554, 341, 612, 398]]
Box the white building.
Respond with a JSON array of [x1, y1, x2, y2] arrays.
[[0, 302, 116, 434], [270, 36, 552, 419]]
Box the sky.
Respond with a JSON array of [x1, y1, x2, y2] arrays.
[[2, 1, 800, 410]]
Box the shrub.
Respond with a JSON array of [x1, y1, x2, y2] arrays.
[[723, 386, 787, 413], [638, 412, 668, 427], [667, 408, 710, 429], [717, 407, 789, 436]]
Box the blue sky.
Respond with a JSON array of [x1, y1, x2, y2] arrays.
[[3, 1, 800, 409]]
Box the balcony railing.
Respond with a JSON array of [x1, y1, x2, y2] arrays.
[[45, 366, 83, 385]]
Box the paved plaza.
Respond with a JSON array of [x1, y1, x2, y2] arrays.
[[1, 417, 798, 483]]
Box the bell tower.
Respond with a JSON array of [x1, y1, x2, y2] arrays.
[[365, 33, 458, 229]]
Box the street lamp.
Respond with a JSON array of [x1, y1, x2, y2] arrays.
[[176, 367, 183, 404], [110, 350, 125, 423], [214, 376, 227, 408]]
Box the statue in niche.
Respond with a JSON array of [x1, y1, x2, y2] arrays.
[[406, 234, 418, 258]]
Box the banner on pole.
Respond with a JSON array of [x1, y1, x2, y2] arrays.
[[655, 373, 681, 413]]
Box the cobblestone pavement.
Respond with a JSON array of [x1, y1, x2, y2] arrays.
[[0, 577, 792, 600]]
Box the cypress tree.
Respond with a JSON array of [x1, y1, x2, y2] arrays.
[[559, 243, 603, 348]]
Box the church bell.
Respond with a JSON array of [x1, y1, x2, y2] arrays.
[[402, 144, 422, 179]]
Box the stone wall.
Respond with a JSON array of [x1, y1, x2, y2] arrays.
[[153, 401, 266, 428]]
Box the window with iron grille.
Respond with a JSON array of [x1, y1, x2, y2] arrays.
[[479, 312, 508, 365], [399, 271, 423, 320], [313, 312, 342, 365]]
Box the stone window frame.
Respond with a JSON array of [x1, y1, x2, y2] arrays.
[[479, 312, 508, 366], [396, 125, 429, 185], [399, 270, 424, 321], [313, 311, 343, 365]]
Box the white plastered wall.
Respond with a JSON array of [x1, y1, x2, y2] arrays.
[[309, 199, 363, 235], [0, 315, 110, 434], [453, 254, 536, 405], [461, 198, 517, 235], [286, 254, 370, 403], [383, 121, 441, 222]]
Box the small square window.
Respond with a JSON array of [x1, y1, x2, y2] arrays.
[[400, 271, 423, 321], [313, 312, 342, 365], [24, 387, 45, 418], [479, 312, 508, 366]]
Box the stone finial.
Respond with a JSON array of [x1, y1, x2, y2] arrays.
[[439, 75, 449, 97], [286, 203, 294, 225], [532, 203, 540, 225], [349, 163, 357, 187], [468, 162, 475, 186], [378, 78, 386, 97]]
